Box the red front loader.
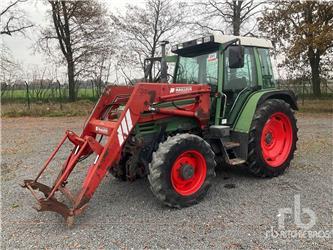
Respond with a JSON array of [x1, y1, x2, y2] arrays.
[[22, 83, 212, 225]]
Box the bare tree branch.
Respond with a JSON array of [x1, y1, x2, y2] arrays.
[[38, 0, 114, 101], [191, 0, 265, 36], [111, 0, 189, 81], [0, 0, 33, 36]]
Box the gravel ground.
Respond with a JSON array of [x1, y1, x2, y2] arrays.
[[1, 113, 332, 249]]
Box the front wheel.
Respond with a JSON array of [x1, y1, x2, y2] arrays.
[[247, 99, 298, 177], [148, 134, 216, 208]]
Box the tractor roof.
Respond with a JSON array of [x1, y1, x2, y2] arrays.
[[212, 33, 273, 49], [171, 33, 273, 56]]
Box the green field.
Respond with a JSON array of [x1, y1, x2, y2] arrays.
[[1, 98, 331, 117], [1, 88, 98, 103], [1, 87, 332, 117]]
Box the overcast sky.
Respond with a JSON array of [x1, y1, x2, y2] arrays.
[[2, 0, 144, 67], [2, 0, 283, 81]]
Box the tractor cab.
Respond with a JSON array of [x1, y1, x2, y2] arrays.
[[171, 34, 275, 125]]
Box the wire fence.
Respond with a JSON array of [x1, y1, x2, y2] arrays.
[[1, 78, 332, 110], [276, 78, 333, 106], [1, 81, 104, 105], [277, 78, 333, 96]]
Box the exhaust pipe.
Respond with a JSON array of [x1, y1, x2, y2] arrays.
[[159, 40, 169, 83]]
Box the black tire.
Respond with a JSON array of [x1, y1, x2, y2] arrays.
[[247, 99, 298, 177], [109, 160, 127, 181], [148, 133, 216, 208]]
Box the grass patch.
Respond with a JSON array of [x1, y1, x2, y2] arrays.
[[298, 99, 333, 113], [298, 93, 333, 100], [1, 100, 95, 117], [1, 97, 331, 117], [1, 88, 98, 103]]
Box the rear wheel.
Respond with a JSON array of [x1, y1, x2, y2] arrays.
[[148, 134, 216, 208], [247, 99, 298, 177]]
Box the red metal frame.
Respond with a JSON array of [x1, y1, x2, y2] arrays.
[[22, 83, 211, 225]]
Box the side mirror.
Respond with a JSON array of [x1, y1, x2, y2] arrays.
[[229, 45, 244, 68]]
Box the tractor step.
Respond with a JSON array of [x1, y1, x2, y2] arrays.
[[223, 141, 240, 150], [228, 158, 246, 166], [209, 125, 230, 137]]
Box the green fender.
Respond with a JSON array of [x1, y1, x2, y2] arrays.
[[233, 89, 298, 133]]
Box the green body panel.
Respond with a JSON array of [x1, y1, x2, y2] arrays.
[[233, 89, 281, 133], [155, 99, 194, 108], [253, 48, 263, 87], [163, 117, 198, 132], [214, 45, 224, 125], [135, 121, 159, 135], [165, 55, 178, 63], [134, 99, 199, 137], [135, 116, 198, 136]]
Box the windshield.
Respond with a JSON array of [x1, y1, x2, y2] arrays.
[[175, 51, 218, 85]]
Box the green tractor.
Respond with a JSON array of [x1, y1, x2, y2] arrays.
[[112, 34, 298, 207], [23, 34, 299, 223]]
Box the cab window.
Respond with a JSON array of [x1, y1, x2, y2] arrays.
[[224, 47, 257, 91], [176, 51, 218, 86], [258, 48, 275, 88]]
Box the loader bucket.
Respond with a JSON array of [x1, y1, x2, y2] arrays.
[[21, 179, 83, 226], [22, 83, 211, 226]]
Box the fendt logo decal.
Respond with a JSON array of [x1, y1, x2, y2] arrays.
[[170, 86, 192, 94], [117, 109, 133, 146]]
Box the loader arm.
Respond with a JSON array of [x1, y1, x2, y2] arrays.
[[22, 83, 211, 225]]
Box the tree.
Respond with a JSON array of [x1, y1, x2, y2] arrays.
[[111, 0, 187, 81], [1, 0, 32, 96], [0, 44, 18, 97], [193, 0, 264, 36], [1, 0, 33, 36], [39, 0, 112, 101], [82, 52, 114, 96], [0, 44, 17, 80], [259, 1, 333, 96]]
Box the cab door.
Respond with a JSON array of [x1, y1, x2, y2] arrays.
[[222, 46, 258, 124]]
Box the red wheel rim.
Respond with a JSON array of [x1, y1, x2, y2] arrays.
[[260, 112, 293, 167], [171, 150, 207, 196]]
